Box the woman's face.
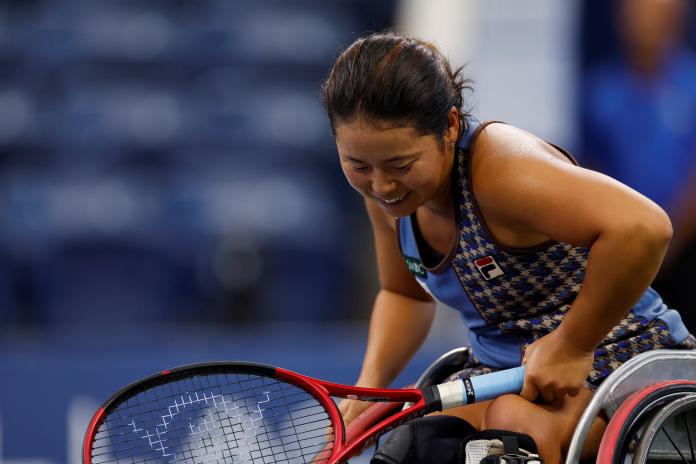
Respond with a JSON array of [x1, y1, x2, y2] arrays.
[[334, 114, 458, 217]]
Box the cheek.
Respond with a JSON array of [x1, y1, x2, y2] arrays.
[[407, 171, 445, 202], [403, 171, 433, 192]]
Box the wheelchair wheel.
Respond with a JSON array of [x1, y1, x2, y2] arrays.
[[631, 394, 696, 463], [596, 380, 696, 464]]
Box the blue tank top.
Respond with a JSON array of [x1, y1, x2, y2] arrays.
[[397, 120, 689, 371]]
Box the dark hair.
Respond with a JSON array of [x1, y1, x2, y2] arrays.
[[321, 31, 472, 141]]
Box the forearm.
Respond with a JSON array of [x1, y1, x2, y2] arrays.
[[356, 289, 436, 388], [558, 222, 671, 351]]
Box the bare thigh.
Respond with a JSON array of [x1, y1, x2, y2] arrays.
[[429, 399, 493, 431], [532, 388, 607, 461], [434, 389, 606, 463]]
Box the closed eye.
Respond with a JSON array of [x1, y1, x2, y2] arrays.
[[392, 161, 414, 171]]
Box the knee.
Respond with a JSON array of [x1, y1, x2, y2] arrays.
[[482, 394, 526, 431], [483, 395, 561, 464]]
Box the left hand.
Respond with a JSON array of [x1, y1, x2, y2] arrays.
[[520, 330, 595, 403]]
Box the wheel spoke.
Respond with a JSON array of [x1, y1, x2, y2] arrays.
[[684, 413, 695, 464], [661, 427, 690, 463]]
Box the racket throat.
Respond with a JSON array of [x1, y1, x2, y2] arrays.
[[422, 386, 443, 413], [424, 378, 473, 412]]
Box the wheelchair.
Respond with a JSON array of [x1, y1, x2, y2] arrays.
[[345, 348, 696, 463]]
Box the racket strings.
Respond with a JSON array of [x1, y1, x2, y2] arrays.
[[90, 372, 334, 463], [93, 378, 332, 463], [93, 387, 326, 444]]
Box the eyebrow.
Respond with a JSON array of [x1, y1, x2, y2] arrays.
[[344, 153, 419, 163]]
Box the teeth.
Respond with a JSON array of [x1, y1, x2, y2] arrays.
[[382, 193, 406, 204]]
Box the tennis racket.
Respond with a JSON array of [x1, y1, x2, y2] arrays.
[[84, 361, 525, 464]]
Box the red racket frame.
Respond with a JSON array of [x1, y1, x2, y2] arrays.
[[83, 362, 430, 464], [275, 367, 426, 463]]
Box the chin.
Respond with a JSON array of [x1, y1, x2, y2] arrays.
[[386, 209, 412, 218], [378, 201, 416, 217]]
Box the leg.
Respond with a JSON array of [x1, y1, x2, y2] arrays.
[[429, 400, 493, 431], [481, 388, 606, 464]]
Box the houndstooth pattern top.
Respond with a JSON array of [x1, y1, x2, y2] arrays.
[[398, 120, 694, 388]]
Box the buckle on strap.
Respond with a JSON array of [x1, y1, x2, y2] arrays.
[[481, 453, 541, 464], [499, 454, 542, 464]]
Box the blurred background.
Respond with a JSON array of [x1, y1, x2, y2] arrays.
[[0, 0, 694, 461]]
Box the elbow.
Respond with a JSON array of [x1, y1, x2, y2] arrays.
[[624, 206, 673, 251], [647, 207, 673, 248]]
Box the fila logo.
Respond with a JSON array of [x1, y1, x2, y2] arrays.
[[474, 255, 504, 280]]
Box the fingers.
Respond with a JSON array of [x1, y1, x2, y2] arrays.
[[520, 380, 559, 403], [567, 384, 581, 397], [539, 387, 556, 403], [520, 373, 584, 403], [338, 400, 354, 424], [519, 377, 539, 402], [338, 399, 371, 425]]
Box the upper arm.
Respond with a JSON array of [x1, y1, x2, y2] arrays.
[[365, 199, 433, 302], [472, 125, 672, 247]]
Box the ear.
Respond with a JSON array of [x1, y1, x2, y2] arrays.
[[445, 107, 460, 145]]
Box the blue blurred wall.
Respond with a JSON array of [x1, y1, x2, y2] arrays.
[[0, 0, 397, 328], [0, 1, 402, 461]]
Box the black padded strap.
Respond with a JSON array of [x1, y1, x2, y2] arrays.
[[371, 416, 476, 464], [502, 435, 520, 455]]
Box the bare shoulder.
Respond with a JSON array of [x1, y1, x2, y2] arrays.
[[469, 123, 589, 203], [466, 123, 573, 246], [467, 122, 670, 248], [472, 122, 572, 168], [469, 123, 579, 231]]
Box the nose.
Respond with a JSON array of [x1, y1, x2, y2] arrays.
[[370, 170, 397, 197]]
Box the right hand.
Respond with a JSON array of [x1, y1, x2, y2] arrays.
[[338, 398, 374, 426], [520, 329, 594, 403]]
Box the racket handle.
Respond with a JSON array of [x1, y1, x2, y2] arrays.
[[426, 366, 526, 412]]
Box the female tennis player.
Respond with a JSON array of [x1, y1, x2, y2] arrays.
[[320, 32, 695, 463]]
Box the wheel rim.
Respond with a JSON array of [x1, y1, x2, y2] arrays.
[[596, 381, 696, 464], [632, 394, 696, 464]]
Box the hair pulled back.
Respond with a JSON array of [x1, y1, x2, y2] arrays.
[[321, 31, 472, 140]]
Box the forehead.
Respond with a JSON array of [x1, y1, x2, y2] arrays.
[[334, 119, 429, 158]]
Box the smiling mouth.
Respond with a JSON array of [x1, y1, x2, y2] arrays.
[[373, 192, 409, 206]]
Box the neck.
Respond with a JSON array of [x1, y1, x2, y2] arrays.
[[423, 151, 456, 217]]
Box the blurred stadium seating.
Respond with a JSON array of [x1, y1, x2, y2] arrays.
[[0, 0, 396, 331]]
